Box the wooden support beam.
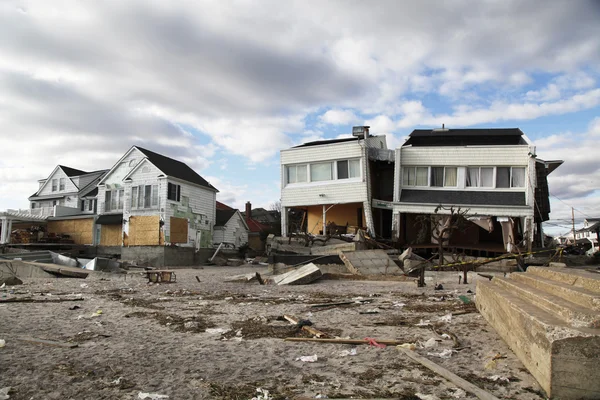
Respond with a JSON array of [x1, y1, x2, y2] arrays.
[[0, 297, 84, 304], [283, 314, 327, 338], [284, 337, 406, 346], [397, 347, 500, 400]]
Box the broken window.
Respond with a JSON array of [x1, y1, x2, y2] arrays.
[[337, 159, 360, 179], [286, 164, 307, 184], [310, 162, 332, 182], [51, 179, 58, 192], [168, 183, 181, 202], [59, 178, 65, 191]]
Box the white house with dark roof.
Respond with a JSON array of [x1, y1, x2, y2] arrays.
[[393, 128, 562, 253], [280, 127, 395, 238], [96, 146, 218, 248], [28, 165, 107, 217], [213, 208, 249, 248]]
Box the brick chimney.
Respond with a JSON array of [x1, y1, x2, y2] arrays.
[[245, 201, 252, 219]]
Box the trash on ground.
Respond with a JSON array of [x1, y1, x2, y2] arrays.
[[489, 375, 510, 383], [338, 348, 357, 357], [0, 387, 11, 400], [91, 310, 103, 318], [415, 393, 440, 400], [438, 313, 452, 323], [250, 388, 273, 400], [427, 349, 454, 358], [296, 354, 318, 362], [421, 338, 438, 348], [416, 319, 431, 326], [0, 339, 5, 348], [138, 392, 169, 399], [397, 343, 416, 350]]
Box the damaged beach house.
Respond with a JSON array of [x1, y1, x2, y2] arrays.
[[1, 145, 225, 267], [281, 126, 562, 258]]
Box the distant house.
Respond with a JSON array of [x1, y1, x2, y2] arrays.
[[213, 205, 249, 248], [96, 146, 218, 249], [574, 218, 599, 252], [280, 127, 394, 238], [28, 165, 107, 217], [244, 202, 271, 252]]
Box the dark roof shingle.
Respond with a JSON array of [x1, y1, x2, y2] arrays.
[[293, 137, 359, 148], [404, 128, 527, 147], [135, 146, 217, 191], [400, 189, 526, 207], [59, 165, 88, 177], [215, 209, 237, 227]]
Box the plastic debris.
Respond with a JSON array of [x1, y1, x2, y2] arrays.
[[392, 302, 406, 308], [339, 348, 357, 357], [458, 295, 472, 304], [205, 328, 230, 335], [440, 333, 452, 340], [0, 339, 5, 348], [449, 388, 467, 398], [111, 377, 123, 385], [434, 283, 444, 290], [250, 388, 273, 400], [415, 319, 431, 327], [397, 343, 416, 350], [91, 310, 103, 318], [138, 392, 169, 399], [80, 283, 89, 288], [422, 338, 438, 348], [296, 354, 318, 362], [0, 387, 11, 400], [427, 349, 454, 358], [438, 313, 452, 323], [489, 375, 510, 383]]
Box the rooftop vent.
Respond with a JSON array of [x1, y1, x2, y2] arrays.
[[432, 123, 449, 132], [352, 126, 370, 139]]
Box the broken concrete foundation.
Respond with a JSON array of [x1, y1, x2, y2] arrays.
[[476, 267, 600, 399], [340, 249, 402, 275]]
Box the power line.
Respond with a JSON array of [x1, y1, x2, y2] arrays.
[[549, 193, 597, 219]]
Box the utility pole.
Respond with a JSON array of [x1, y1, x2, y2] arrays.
[[572, 207, 575, 244]]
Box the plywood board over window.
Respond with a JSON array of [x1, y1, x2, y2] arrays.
[[170, 217, 188, 243], [100, 224, 122, 246], [48, 218, 94, 245], [128, 215, 160, 246]]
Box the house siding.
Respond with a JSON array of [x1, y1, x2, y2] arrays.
[[400, 146, 530, 166]]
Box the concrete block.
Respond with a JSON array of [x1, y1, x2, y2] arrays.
[[272, 263, 322, 285], [339, 250, 403, 276], [476, 267, 600, 399]]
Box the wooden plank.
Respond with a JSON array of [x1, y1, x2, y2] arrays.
[[397, 348, 500, 400], [284, 337, 406, 346], [283, 314, 327, 338], [0, 297, 84, 304], [15, 337, 78, 348], [309, 300, 367, 308]]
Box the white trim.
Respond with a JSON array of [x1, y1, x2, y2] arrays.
[[98, 146, 140, 185], [122, 157, 161, 181]]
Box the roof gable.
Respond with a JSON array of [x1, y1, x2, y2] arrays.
[[98, 146, 146, 185], [59, 165, 88, 177], [32, 165, 81, 197]]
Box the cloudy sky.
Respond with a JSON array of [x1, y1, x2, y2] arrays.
[[1, 0, 599, 235]]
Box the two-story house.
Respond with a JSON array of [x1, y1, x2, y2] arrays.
[[28, 165, 107, 217], [96, 146, 218, 249], [280, 127, 394, 238], [392, 128, 562, 254]]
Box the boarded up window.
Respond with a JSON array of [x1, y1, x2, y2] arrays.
[[170, 217, 188, 243], [128, 215, 160, 246]]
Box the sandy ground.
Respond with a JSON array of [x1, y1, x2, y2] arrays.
[[0, 266, 547, 400]]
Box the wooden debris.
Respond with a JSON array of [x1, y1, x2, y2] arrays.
[[15, 337, 79, 348], [284, 337, 407, 346], [397, 347, 501, 400], [271, 263, 322, 285], [255, 272, 265, 285], [478, 273, 494, 281], [283, 314, 327, 338], [0, 297, 84, 304], [309, 300, 369, 308], [195, 276, 201, 283]]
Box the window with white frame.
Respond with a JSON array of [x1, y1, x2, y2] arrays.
[[431, 167, 457, 187], [167, 183, 181, 202], [131, 184, 159, 209], [310, 162, 333, 182], [51, 179, 58, 192], [496, 167, 525, 188], [59, 178, 65, 191], [466, 167, 494, 187], [105, 189, 124, 212], [403, 166, 428, 186], [286, 164, 307, 184], [337, 159, 360, 179]]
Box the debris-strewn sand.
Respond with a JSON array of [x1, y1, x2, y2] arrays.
[[0, 267, 546, 400]]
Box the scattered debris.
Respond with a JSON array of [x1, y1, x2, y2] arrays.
[[138, 392, 169, 399], [285, 337, 406, 346], [250, 388, 273, 400], [296, 354, 318, 362], [434, 284, 444, 290], [146, 270, 176, 283], [438, 313, 452, 323], [458, 295, 472, 304], [340, 249, 402, 276], [397, 343, 416, 350], [68, 305, 81, 310], [283, 315, 328, 338], [427, 349, 454, 358], [0, 387, 11, 400], [195, 276, 201, 283], [0, 339, 5, 348], [0, 297, 84, 304], [338, 348, 357, 357], [271, 263, 322, 285]]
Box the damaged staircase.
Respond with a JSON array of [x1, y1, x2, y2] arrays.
[[476, 267, 600, 399]]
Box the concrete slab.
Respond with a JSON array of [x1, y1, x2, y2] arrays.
[[339, 250, 403, 276], [476, 267, 600, 399], [0, 260, 55, 280], [272, 263, 322, 285], [310, 242, 356, 256]]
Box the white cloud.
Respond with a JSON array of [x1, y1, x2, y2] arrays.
[[320, 109, 359, 125]]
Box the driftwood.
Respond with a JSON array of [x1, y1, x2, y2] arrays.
[[15, 337, 78, 348], [398, 347, 500, 400], [283, 315, 327, 338], [309, 300, 368, 308], [0, 297, 84, 304], [284, 337, 406, 346]]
